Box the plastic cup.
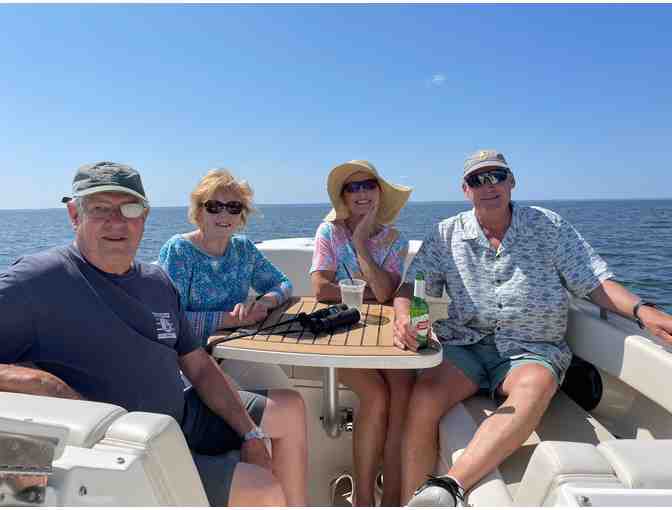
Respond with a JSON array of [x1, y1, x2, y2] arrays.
[[339, 278, 366, 313]]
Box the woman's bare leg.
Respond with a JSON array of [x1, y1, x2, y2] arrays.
[[380, 369, 416, 506], [339, 367, 389, 506]]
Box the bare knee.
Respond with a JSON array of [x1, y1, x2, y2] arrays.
[[505, 364, 558, 404], [271, 388, 306, 417], [385, 370, 415, 402], [261, 389, 307, 442], [409, 378, 448, 420], [358, 377, 389, 417]]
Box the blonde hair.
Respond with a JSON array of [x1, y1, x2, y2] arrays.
[[188, 169, 255, 228]]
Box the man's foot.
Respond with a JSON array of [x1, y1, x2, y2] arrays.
[[406, 475, 466, 507]]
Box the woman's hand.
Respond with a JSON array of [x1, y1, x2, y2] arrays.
[[351, 198, 379, 247], [232, 300, 270, 326]]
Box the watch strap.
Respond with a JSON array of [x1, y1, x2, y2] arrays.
[[633, 300, 657, 329], [243, 426, 266, 442]]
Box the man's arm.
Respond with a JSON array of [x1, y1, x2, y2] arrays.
[[179, 348, 271, 469], [590, 280, 672, 344], [0, 363, 82, 399]]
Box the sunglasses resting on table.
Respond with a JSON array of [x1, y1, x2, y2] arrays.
[[465, 169, 510, 188], [84, 202, 146, 220], [202, 200, 244, 215], [342, 178, 379, 194]]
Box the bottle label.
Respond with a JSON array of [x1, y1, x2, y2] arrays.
[[411, 314, 429, 340]]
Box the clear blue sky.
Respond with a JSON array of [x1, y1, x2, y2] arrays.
[[1, 4, 671, 209]]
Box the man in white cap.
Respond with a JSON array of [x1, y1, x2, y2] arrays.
[[393, 150, 672, 506], [0, 161, 308, 506]]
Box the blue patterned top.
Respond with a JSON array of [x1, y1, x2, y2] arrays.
[[158, 234, 292, 344], [405, 203, 613, 379]]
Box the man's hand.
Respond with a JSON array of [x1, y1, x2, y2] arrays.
[[393, 312, 420, 352], [240, 437, 272, 470], [232, 300, 270, 326], [638, 306, 672, 344]]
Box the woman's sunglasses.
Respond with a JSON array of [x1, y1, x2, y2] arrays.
[[465, 169, 510, 188], [342, 178, 379, 194], [202, 200, 244, 215]]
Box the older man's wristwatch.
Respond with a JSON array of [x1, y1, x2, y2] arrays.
[[633, 300, 658, 329], [243, 426, 267, 442]]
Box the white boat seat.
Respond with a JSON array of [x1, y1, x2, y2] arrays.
[[514, 439, 672, 505], [597, 439, 672, 489], [437, 390, 615, 505], [0, 391, 126, 448], [0, 392, 208, 506], [514, 441, 621, 506]]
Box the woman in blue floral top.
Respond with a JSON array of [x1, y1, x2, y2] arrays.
[[158, 169, 292, 344]]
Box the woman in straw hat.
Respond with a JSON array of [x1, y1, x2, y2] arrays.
[[310, 160, 415, 506]]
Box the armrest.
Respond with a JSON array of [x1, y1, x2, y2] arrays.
[[0, 392, 126, 448], [598, 440, 672, 489], [515, 441, 619, 506], [96, 412, 208, 506]]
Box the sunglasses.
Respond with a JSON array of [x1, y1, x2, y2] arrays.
[[85, 202, 146, 220], [342, 178, 379, 194], [465, 169, 510, 188], [202, 200, 244, 215]]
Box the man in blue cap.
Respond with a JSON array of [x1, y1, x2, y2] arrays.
[[0, 161, 308, 506]]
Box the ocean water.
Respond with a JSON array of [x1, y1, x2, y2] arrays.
[[1, 199, 670, 313]]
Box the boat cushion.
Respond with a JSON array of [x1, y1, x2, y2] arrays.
[[514, 441, 618, 506], [437, 402, 513, 506], [96, 411, 208, 505], [0, 392, 126, 448], [597, 439, 672, 489]]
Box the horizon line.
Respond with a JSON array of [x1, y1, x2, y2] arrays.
[[1, 196, 671, 212]]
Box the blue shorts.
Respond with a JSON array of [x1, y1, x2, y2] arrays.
[[441, 335, 561, 398], [181, 387, 267, 506]]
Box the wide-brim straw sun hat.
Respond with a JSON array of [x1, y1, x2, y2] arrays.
[[324, 160, 412, 225]]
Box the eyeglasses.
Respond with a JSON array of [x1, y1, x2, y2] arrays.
[[465, 169, 510, 188], [202, 200, 244, 215], [84, 202, 146, 220], [342, 178, 379, 194]]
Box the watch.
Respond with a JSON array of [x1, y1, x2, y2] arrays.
[[633, 300, 658, 329], [243, 426, 267, 442]]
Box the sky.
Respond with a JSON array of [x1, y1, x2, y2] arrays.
[[1, 3, 671, 209]]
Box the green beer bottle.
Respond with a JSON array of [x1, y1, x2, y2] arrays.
[[410, 272, 430, 349]]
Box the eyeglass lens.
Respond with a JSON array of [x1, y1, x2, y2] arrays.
[[203, 200, 244, 215], [86, 202, 145, 219], [466, 169, 509, 188], [343, 179, 378, 193]]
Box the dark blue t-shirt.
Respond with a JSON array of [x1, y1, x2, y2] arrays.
[[0, 245, 200, 423]]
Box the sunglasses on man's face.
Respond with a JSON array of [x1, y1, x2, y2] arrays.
[[465, 169, 510, 189], [202, 200, 244, 215], [342, 178, 379, 194], [85, 202, 146, 220]]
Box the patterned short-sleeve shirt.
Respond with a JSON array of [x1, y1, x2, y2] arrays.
[[310, 221, 409, 281], [405, 203, 613, 375]]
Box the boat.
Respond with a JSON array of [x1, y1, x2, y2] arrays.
[[2, 237, 672, 506]]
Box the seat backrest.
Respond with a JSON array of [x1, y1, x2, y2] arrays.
[[0, 392, 208, 506], [96, 411, 208, 505], [0, 392, 126, 448]]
